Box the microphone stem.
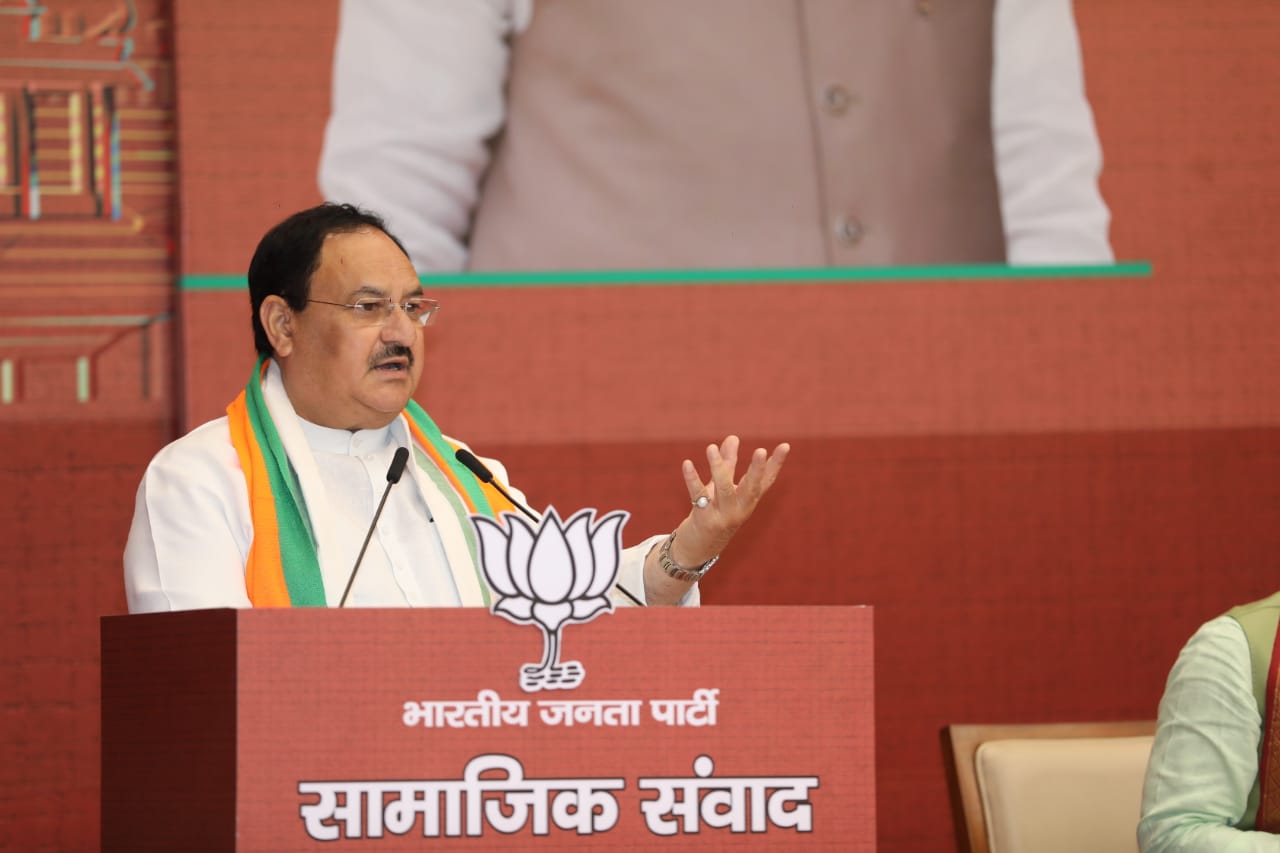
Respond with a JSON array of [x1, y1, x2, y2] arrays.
[[491, 480, 539, 524], [338, 479, 396, 607], [613, 579, 646, 608]]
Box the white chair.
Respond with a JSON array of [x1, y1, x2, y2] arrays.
[[944, 721, 1156, 853]]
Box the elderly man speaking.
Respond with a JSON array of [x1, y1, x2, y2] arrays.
[[124, 203, 788, 612]]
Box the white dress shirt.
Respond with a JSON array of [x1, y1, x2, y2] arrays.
[[124, 361, 677, 612], [319, 0, 1113, 270], [295, 417, 460, 608], [1139, 615, 1280, 852]]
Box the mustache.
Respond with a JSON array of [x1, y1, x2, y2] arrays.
[[369, 344, 414, 368]]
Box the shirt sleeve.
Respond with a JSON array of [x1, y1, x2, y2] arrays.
[[317, 0, 524, 271], [1139, 615, 1280, 852], [991, 0, 1115, 264], [616, 534, 701, 608], [122, 423, 255, 613]]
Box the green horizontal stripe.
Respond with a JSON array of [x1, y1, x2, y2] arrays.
[[181, 261, 1151, 291]]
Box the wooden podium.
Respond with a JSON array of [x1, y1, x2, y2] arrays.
[[101, 606, 874, 850]]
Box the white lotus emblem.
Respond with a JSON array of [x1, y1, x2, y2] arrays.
[[471, 507, 629, 691]]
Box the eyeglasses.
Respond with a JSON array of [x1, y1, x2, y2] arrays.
[[306, 296, 441, 327]]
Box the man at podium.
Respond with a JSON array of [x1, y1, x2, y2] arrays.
[[123, 203, 788, 613]]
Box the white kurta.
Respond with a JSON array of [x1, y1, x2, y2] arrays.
[[124, 363, 677, 612]]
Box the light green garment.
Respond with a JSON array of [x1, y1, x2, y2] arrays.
[[1139, 616, 1280, 852]]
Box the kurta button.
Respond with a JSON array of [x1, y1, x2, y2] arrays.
[[821, 85, 854, 116], [916, 0, 933, 16], [832, 215, 864, 246]]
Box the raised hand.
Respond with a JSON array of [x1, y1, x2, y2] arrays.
[[676, 435, 790, 565]]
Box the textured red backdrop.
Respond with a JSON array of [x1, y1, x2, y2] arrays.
[[2, 1, 1280, 851]]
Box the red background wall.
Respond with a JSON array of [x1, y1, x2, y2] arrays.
[[3, 1, 1280, 851]]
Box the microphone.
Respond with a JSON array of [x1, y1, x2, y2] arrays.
[[454, 448, 538, 524], [453, 448, 645, 607], [338, 447, 410, 607]]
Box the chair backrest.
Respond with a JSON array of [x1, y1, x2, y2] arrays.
[[943, 721, 1157, 853]]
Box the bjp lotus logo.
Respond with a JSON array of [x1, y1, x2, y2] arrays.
[[471, 507, 629, 692]]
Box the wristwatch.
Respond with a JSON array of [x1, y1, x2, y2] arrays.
[[657, 531, 719, 583]]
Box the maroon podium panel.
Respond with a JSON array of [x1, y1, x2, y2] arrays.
[[102, 606, 873, 850]]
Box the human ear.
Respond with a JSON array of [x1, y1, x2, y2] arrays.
[[261, 296, 295, 357]]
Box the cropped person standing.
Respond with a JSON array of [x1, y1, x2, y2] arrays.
[[1140, 591, 1280, 851], [319, 0, 1114, 272]]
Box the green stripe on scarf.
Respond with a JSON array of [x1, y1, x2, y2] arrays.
[[245, 356, 327, 606], [404, 400, 500, 607], [404, 399, 497, 517], [409, 445, 492, 607], [242, 358, 506, 608]]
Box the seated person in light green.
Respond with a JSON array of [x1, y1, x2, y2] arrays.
[[1140, 592, 1280, 851]]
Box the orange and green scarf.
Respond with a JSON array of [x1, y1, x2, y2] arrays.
[[226, 357, 516, 607]]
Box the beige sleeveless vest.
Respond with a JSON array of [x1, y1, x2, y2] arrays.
[[468, 0, 1005, 271], [1227, 591, 1280, 830]]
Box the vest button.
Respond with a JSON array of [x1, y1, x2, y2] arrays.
[[832, 215, 864, 247], [820, 84, 855, 116]]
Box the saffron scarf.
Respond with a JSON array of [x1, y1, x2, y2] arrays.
[[226, 357, 517, 607]]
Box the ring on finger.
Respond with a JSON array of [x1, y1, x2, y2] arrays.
[[692, 495, 710, 509]]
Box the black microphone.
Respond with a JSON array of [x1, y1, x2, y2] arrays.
[[338, 447, 410, 607], [453, 448, 646, 607], [455, 448, 538, 524]]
